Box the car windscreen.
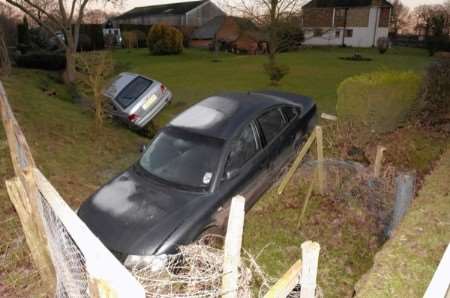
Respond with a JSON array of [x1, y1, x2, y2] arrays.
[[115, 76, 153, 109], [139, 128, 224, 191]]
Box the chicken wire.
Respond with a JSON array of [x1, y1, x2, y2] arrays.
[[130, 235, 323, 298], [38, 193, 90, 298], [130, 237, 254, 298]]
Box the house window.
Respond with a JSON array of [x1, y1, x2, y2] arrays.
[[335, 9, 345, 18], [335, 30, 340, 38], [345, 29, 353, 38]]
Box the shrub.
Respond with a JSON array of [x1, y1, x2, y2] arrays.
[[15, 52, 66, 70], [420, 59, 450, 116], [276, 21, 305, 52], [337, 70, 421, 133], [377, 37, 389, 54], [263, 62, 289, 85], [147, 24, 183, 55]]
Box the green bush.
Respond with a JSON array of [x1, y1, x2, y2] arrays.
[[377, 37, 389, 54], [15, 52, 66, 70], [337, 71, 421, 133], [421, 59, 450, 115], [147, 24, 183, 55], [263, 62, 289, 85]]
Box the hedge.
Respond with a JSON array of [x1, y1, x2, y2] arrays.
[[77, 24, 105, 51], [337, 70, 421, 133], [15, 52, 66, 70], [147, 24, 183, 55]]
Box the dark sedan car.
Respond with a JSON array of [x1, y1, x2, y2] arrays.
[[78, 91, 316, 269]]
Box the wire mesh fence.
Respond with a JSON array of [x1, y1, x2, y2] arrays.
[[39, 194, 90, 298]]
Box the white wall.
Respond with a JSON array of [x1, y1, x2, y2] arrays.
[[303, 7, 389, 48]]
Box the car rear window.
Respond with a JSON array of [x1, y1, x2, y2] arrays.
[[282, 106, 300, 122], [115, 76, 153, 109], [258, 108, 285, 144]]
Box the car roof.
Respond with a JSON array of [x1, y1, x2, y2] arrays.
[[168, 91, 313, 140]]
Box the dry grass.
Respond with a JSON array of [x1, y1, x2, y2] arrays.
[[0, 69, 146, 297]]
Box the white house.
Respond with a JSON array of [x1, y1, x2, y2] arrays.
[[302, 0, 393, 47]]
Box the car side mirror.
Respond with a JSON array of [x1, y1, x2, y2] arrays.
[[140, 144, 148, 153], [225, 169, 240, 181]]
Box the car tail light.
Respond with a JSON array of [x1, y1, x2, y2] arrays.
[[128, 114, 139, 123], [160, 84, 166, 93]]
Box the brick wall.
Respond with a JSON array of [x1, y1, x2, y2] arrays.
[[304, 7, 370, 28], [303, 8, 333, 27], [347, 7, 370, 27]]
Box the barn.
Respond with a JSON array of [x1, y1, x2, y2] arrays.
[[113, 0, 226, 27]]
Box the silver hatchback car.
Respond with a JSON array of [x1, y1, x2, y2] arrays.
[[104, 72, 172, 129]]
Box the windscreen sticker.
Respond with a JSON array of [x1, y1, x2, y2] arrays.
[[203, 172, 213, 185]]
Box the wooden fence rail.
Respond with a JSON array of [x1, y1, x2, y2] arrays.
[[1, 81, 145, 297], [278, 126, 325, 196], [0, 81, 56, 294]]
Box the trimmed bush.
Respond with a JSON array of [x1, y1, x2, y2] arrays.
[[337, 71, 421, 133], [377, 37, 389, 54], [15, 52, 66, 70], [421, 59, 450, 115], [147, 24, 183, 55]]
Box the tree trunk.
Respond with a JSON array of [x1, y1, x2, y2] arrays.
[[64, 46, 76, 84]]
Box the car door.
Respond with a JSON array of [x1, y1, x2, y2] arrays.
[[256, 107, 291, 176], [217, 121, 270, 211]]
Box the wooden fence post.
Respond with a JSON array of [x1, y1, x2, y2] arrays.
[[5, 177, 56, 295], [297, 170, 316, 229], [315, 126, 325, 195], [300, 241, 320, 298], [424, 244, 450, 298], [222, 196, 246, 298], [373, 145, 386, 178], [278, 130, 317, 195], [1, 81, 56, 294]]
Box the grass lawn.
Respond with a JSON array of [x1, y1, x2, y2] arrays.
[[0, 47, 439, 297], [113, 47, 431, 124]]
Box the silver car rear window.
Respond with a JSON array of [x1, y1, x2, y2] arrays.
[[115, 76, 153, 109]]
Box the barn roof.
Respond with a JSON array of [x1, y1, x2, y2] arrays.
[[303, 0, 393, 8], [191, 16, 259, 40], [116, 0, 207, 20]]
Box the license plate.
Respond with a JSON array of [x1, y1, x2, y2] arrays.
[[143, 95, 158, 110]]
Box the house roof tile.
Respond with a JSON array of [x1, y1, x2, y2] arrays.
[[116, 0, 207, 20], [303, 0, 392, 8]]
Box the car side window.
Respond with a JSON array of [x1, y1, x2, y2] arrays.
[[225, 124, 258, 172], [282, 106, 300, 122], [258, 108, 285, 144]]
